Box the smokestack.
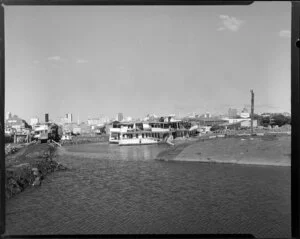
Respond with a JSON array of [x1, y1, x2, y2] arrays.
[[45, 113, 49, 123], [250, 90, 254, 135]]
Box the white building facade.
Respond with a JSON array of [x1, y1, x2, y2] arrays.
[[30, 117, 39, 126]]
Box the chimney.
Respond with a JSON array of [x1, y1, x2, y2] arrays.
[[45, 113, 49, 123]]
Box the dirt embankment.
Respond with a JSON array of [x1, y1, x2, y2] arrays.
[[156, 134, 291, 166], [5, 143, 67, 199]]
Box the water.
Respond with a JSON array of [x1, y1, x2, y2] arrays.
[[6, 143, 291, 237]]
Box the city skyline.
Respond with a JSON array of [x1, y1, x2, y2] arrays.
[[5, 106, 291, 126], [5, 2, 291, 122]]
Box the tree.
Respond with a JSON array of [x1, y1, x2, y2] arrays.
[[261, 117, 270, 127], [271, 114, 289, 127], [210, 124, 225, 132], [181, 121, 191, 129], [159, 117, 164, 122]]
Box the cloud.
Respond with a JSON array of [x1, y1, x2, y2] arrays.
[[218, 15, 244, 32], [76, 59, 88, 64], [47, 56, 62, 61], [33, 60, 39, 64], [279, 30, 291, 38]]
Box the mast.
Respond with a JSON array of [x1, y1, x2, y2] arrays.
[[250, 89, 254, 135]]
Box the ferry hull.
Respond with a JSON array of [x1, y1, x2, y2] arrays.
[[109, 139, 119, 144], [119, 138, 158, 146]]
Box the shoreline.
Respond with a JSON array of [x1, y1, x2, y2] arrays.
[[5, 143, 67, 199], [5, 133, 291, 199], [156, 134, 291, 167]]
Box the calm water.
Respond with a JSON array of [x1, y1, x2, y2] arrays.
[[6, 143, 291, 237]]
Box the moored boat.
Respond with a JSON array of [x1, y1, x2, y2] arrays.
[[108, 119, 195, 146]]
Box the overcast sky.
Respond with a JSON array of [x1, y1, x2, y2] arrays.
[[5, 2, 291, 122]]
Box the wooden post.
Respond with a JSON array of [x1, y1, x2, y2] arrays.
[[250, 89, 254, 135]]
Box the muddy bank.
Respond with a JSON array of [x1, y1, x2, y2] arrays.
[[156, 134, 291, 166], [5, 143, 67, 199]]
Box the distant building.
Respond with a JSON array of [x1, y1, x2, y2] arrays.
[[73, 127, 81, 135], [66, 113, 72, 123], [261, 113, 271, 118], [228, 108, 238, 118], [60, 117, 68, 124], [198, 118, 228, 126], [87, 118, 101, 126], [99, 115, 110, 124], [186, 112, 196, 118], [60, 113, 73, 124], [73, 122, 93, 135], [227, 118, 250, 124], [5, 115, 30, 132], [240, 120, 257, 128], [30, 117, 39, 126], [220, 119, 258, 129], [144, 114, 159, 122], [283, 112, 291, 117], [204, 112, 211, 118], [45, 113, 49, 123], [6, 112, 12, 120], [125, 116, 133, 122], [240, 107, 250, 118], [116, 113, 123, 122]]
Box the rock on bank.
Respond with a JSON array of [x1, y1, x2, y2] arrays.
[[5, 143, 67, 199]]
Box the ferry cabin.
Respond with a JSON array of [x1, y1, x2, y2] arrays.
[[109, 121, 194, 144], [109, 122, 163, 144]]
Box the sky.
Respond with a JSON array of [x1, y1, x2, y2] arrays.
[[4, 2, 291, 123]]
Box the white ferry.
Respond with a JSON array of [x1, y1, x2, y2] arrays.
[[108, 120, 195, 146], [109, 122, 162, 145]]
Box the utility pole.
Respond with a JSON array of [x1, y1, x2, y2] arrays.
[[250, 89, 254, 135]]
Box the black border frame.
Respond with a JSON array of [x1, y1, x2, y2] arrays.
[[0, 1, 299, 238], [292, 1, 300, 238]]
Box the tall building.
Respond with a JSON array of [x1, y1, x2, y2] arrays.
[[228, 108, 238, 118], [116, 113, 123, 122], [45, 113, 49, 123], [60, 113, 72, 124], [6, 112, 12, 120], [66, 113, 72, 123]]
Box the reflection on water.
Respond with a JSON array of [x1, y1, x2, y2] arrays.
[[6, 143, 290, 237], [65, 143, 170, 161]]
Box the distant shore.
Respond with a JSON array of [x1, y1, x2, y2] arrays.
[[156, 134, 291, 166]]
